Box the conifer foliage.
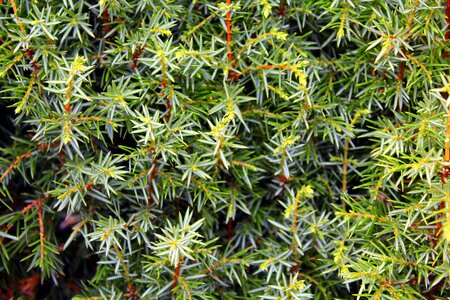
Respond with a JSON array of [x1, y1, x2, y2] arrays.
[[0, 0, 450, 299]]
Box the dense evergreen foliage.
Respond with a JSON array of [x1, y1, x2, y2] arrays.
[[1, 0, 450, 299]]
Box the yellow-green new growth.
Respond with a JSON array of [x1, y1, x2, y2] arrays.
[[70, 55, 88, 76], [274, 135, 300, 154], [259, 0, 272, 18]]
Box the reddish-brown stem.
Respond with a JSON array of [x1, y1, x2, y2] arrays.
[[278, 174, 291, 184], [0, 224, 14, 245], [0, 37, 12, 50], [39, 140, 66, 164], [226, 0, 233, 65], [37, 141, 60, 150], [447, 0, 450, 22], [21, 198, 46, 266], [446, 0, 450, 29], [204, 257, 247, 276], [227, 219, 233, 241], [25, 48, 39, 73], [21, 198, 45, 215], [124, 284, 139, 299], [111, 243, 137, 298], [10, 0, 25, 33], [18, 274, 41, 299], [278, 3, 286, 16], [397, 45, 407, 83], [397, 61, 405, 82], [381, 281, 396, 288], [0, 152, 31, 182], [37, 204, 45, 265], [85, 182, 94, 191], [160, 79, 172, 121], [172, 260, 182, 290], [0, 141, 61, 183], [131, 46, 143, 69], [165, 98, 172, 120], [101, 9, 112, 37], [444, 0, 450, 57]]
